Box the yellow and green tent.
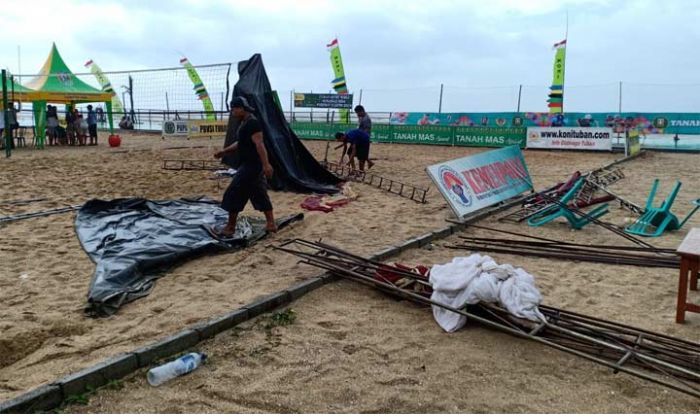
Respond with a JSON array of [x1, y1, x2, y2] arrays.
[[19, 43, 114, 147]]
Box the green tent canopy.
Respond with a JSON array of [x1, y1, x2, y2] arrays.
[[18, 43, 114, 148]]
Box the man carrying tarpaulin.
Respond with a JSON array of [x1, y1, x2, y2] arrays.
[[213, 97, 277, 236]]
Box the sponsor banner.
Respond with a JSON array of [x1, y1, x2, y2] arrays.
[[292, 123, 526, 148], [454, 127, 526, 148], [527, 127, 613, 151], [389, 111, 700, 135], [294, 93, 353, 109], [187, 119, 228, 138], [162, 120, 190, 138], [291, 122, 335, 140], [426, 146, 533, 219], [392, 125, 453, 145], [162, 119, 227, 138]]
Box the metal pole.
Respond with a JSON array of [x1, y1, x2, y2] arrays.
[[128, 75, 136, 123], [359, 89, 363, 105], [165, 92, 170, 113], [2, 70, 11, 158], [516, 84, 523, 112], [618, 81, 623, 114], [290, 90, 294, 122], [438, 83, 444, 113]]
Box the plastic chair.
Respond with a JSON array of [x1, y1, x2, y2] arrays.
[[528, 178, 610, 230], [625, 179, 700, 237]]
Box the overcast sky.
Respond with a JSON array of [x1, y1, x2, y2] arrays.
[[1, 0, 699, 112]]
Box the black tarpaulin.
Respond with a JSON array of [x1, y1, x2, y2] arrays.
[[77, 197, 303, 317], [223, 54, 341, 194]]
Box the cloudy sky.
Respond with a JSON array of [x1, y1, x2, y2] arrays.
[[1, 0, 698, 112]]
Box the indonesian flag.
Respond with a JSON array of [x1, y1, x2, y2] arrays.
[[326, 38, 339, 50], [553, 39, 567, 49]]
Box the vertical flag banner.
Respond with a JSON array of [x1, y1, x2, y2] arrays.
[[84, 60, 124, 115], [180, 57, 216, 120], [327, 38, 350, 123], [548, 39, 566, 114]]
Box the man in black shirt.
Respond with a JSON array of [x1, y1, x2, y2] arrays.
[[214, 97, 276, 236]]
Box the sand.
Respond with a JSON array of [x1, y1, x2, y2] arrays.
[[1, 133, 699, 412]]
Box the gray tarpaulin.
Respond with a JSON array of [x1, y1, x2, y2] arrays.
[[76, 197, 302, 317]]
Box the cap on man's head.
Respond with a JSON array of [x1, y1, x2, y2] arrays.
[[354, 105, 365, 113], [231, 96, 255, 112]]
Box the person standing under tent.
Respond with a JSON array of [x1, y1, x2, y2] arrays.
[[335, 128, 372, 172], [47, 105, 59, 146], [87, 105, 98, 145], [354, 105, 374, 169], [212, 96, 277, 237]]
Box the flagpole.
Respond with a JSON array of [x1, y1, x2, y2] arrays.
[[563, 11, 568, 113]]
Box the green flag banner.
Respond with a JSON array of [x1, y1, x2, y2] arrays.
[[548, 40, 566, 114], [180, 57, 216, 120], [84, 59, 124, 115], [327, 38, 350, 123]]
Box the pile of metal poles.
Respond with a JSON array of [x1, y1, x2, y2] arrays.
[[273, 239, 700, 398], [447, 225, 678, 269]]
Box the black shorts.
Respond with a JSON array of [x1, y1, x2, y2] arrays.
[[89, 124, 97, 138], [221, 171, 272, 213], [355, 141, 370, 161]]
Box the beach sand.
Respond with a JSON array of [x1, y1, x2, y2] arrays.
[[1, 133, 699, 412]]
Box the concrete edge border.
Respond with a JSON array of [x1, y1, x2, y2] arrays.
[[0, 151, 643, 413]]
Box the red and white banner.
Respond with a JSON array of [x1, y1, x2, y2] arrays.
[[526, 127, 613, 151]]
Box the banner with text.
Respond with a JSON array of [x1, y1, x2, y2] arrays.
[[389, 112, 700, 135], [291, 123, 527, 148], [162, 119, 228, 138], [426, 146, 533, 219], [527, 127, 613, 151], [294, 93, 353, 109]]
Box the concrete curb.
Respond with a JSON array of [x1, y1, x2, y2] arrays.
[[0, 151, 643, 413]]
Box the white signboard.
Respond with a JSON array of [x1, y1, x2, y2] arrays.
[[162, 120, 190, 138], [426, 146, 533, 219], [527, 127, 613, 151]]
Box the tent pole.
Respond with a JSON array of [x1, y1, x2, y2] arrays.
[[2, 70, 11, 158]]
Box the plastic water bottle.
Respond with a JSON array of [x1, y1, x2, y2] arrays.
[[147, 352, 207, 386]]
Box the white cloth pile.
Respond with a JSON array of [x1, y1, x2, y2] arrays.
[[429, 254, 546, 332]]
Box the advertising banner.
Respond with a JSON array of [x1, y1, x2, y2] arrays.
[[162, 120, 190, 138], [187, 119, 228, 138], [292, 123, 526, 148], [527, 127, 613, 150], [392, 125, 453, 145], [162, 119, 227, 138], [454, 127, 526, 148], [291, 122, 335, 140], [388, 111, 700, 135], [426, 146, 533, 219], [294, 93, 353, 109]]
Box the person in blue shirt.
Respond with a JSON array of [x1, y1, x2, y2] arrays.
[[335, 129, 374, 171]]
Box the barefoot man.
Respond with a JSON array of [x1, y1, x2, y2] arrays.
[[335, 128, 372, 172], [213, 97, 277, 236]]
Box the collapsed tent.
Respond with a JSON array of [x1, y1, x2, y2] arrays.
[[223, 54, 341, 194], [76, 197, 302, 317]]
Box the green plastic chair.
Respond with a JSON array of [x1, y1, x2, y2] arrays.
[[625, 179, 700, 237], [528, 178, 610, 230]]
